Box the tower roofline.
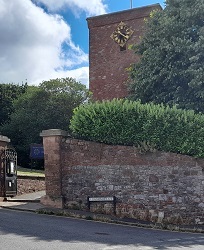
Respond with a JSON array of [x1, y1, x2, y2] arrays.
[[87, 4, 162, 28]]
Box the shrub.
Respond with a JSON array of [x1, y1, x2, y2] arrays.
[[70, 99, 204, 158]]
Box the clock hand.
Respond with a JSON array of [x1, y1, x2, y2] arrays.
[[118, 31, 128, 39]]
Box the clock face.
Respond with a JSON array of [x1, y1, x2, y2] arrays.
[[110, 21, 134, 47]]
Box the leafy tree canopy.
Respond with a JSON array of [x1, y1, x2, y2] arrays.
[[1, 78, 90, 166], [128, 0, 204, 112], [0, 83, 27, 126]]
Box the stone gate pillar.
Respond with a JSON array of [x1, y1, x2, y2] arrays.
[[0, 135, 10, 150], [40, 129, 67, 208]]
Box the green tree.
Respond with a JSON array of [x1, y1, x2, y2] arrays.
[[0, 83, 27, 126], [1, 78, 90, 166], [128, 0, 204, 112]]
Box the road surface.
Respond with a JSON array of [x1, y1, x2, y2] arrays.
[[0, 208, 203, 249]]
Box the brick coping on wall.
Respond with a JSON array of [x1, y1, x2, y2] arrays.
[[40, 129, 69, 137]]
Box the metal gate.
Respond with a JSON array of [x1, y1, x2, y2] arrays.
[[0, 147, 17, 197]]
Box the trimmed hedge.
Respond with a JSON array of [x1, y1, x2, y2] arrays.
[[70, 99, 204, 158]]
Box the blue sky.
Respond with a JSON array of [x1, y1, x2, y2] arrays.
[[0, 1, 165, 87], [64, 0, 165, 54]]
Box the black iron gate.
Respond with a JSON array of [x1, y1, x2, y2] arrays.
[[0, 147, 17, 197]]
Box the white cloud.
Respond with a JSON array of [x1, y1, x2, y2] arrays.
[[0, 0, 89, 86], [35, 0, 107, 16], [32, 66, 89, 87]]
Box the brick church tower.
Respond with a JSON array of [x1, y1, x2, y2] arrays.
[[87, 4, 162, 101]]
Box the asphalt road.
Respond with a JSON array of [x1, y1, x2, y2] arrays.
[[0, 208, 204, 250]]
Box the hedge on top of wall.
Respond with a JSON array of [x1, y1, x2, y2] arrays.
[[70, 99, 204, 158]]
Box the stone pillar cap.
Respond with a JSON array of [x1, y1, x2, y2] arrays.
[[40, 129, 68, 137], [0, 135, 10, 143]]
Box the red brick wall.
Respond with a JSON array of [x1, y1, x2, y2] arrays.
[[41, 129, 204, 225], [87, 4, 162, 101]]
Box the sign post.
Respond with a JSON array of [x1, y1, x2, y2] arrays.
[[30, 144, 44, 170]]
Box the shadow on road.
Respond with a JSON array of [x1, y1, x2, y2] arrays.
[[0, 208, 203, 249]]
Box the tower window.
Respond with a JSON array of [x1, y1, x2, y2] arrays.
[[120, 45, 126, 51]]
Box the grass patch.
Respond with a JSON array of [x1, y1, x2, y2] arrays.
[[17, 167, 45, 177]]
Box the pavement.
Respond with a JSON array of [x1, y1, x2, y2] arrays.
[[0, 191, 204, 233], [0, 191, 46, 212]]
